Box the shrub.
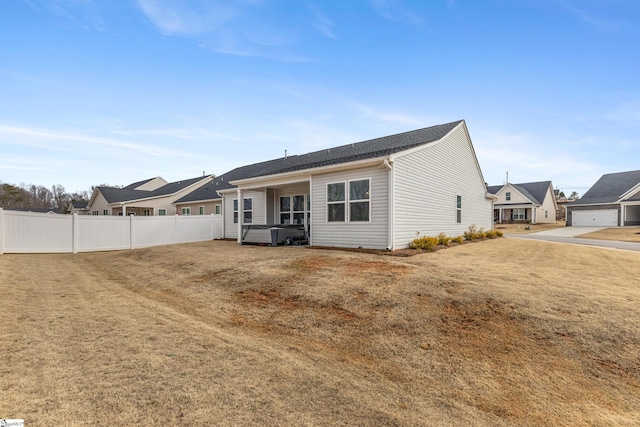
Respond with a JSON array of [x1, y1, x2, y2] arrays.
[[485, 229, 497, 239], [451, 235, 464, 244], [409, 236, 439, 251], [437, 232, 451, 246], [495, 230, 504, 237], [463, 224, 479, 241]]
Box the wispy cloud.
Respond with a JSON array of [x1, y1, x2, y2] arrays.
[[369, 0, 422, 27], [346, 101, 426, 127], [0, 124, 196, 158], [136, 0, 309, 61], [309, 5, 336, 39]]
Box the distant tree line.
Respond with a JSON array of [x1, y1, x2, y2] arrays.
[[0, 181, 113, 213]]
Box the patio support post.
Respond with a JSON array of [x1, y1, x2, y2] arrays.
[[237, 188, 243, 243]]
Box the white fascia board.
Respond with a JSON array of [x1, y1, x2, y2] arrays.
[[619, 182, 640, 201], [229, 157, 387, 189], [111, 176, 215, 205]]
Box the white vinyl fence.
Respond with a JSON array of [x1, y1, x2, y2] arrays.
[[0, 208, 224, 254]]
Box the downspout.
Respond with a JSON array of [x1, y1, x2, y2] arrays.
[[237, 189, 243, 243], [381, 157, 394, 251]]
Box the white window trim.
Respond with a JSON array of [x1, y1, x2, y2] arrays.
[[279, 194, 306, 225], [158, 209, 167, 216], [347, 178, 371, 223], [92, 210, 99, 216], [513, 208, 526, 220], [327, 181, 347, 223], [456, 195, 462, 224], [182, 207, 191, 216], [199, 206, 205, 215], [326, 179, 372, 224], [234, 197, 253, 224], [214, 204, 221, 215]]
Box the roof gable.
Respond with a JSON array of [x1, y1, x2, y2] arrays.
[[488, 181, 553, 205], [576, 169, 640, 204]]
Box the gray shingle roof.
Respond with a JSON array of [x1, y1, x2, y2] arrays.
[[488, 181, 552, 205], [176, 120, 463, 203], [573, 169, 640, 204], [98, 176, 210, 203], [122, 177, 155, 190], [229, 120, 462, 181]]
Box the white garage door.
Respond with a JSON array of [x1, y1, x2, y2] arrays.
[[572, 209, 618, 226]]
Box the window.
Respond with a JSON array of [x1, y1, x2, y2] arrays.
[[506, 192, 511, 201], [181, 207, 191, 215], [233, 198, 252, 224], [215, 204, 221, 215], [349, 179, 370, 222], [143, 209, 151, 216], [280, 196, 291, 224], [545, 210, 548, 218], [327, 182, 346, 222], [158, 209, 166, 216], [92, 210, 99, 216], [280, 195, 306, 224], [456, 195, 462, 223], [103, 209, 108, 215], [513, 208, 525, 220], [199, 206, 205, 215], [327, 179, 370, 223], [243, 198, 253, 223]]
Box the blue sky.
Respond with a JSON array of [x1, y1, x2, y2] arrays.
[[1, 0, 639, 196]]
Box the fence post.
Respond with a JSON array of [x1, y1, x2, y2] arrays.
[[130, 215, 134, 250], [0, 208, 4, 255], [72, 213, 79, 254]]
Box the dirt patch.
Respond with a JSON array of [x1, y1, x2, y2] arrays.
[[1, 239, 640, 426]]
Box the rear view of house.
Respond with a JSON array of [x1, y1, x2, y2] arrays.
[[210, 120, 494, 250]]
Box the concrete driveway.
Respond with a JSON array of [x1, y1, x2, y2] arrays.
[[529, 226, 607, 237], [505, 226, 640, 252]]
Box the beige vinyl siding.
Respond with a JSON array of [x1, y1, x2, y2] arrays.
[[392, 123, 492, 249], [90, 192, 111, 215], [534, 186, 557, 223], [311, 165, 389, 249], [174, 201, 221, 216]]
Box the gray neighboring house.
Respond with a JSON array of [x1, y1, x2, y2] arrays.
[[68, 200, 89, 215], [487, 181, 557, 224], [192, 120, 494, 250], [567, 169, 640, 226]]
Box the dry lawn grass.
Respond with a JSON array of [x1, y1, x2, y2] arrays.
[[494, 221, 566, 234], [577, 226, 640, 242], [1, 239, 639, 426]]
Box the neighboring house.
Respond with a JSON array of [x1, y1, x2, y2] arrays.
[[487, 181, 557, 224], [173, 181, 223, 216], [207, 120, 494, 250], [567, 169, 640, 226], [68, 200, 89, 215], [86, 175, 215, 216]]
